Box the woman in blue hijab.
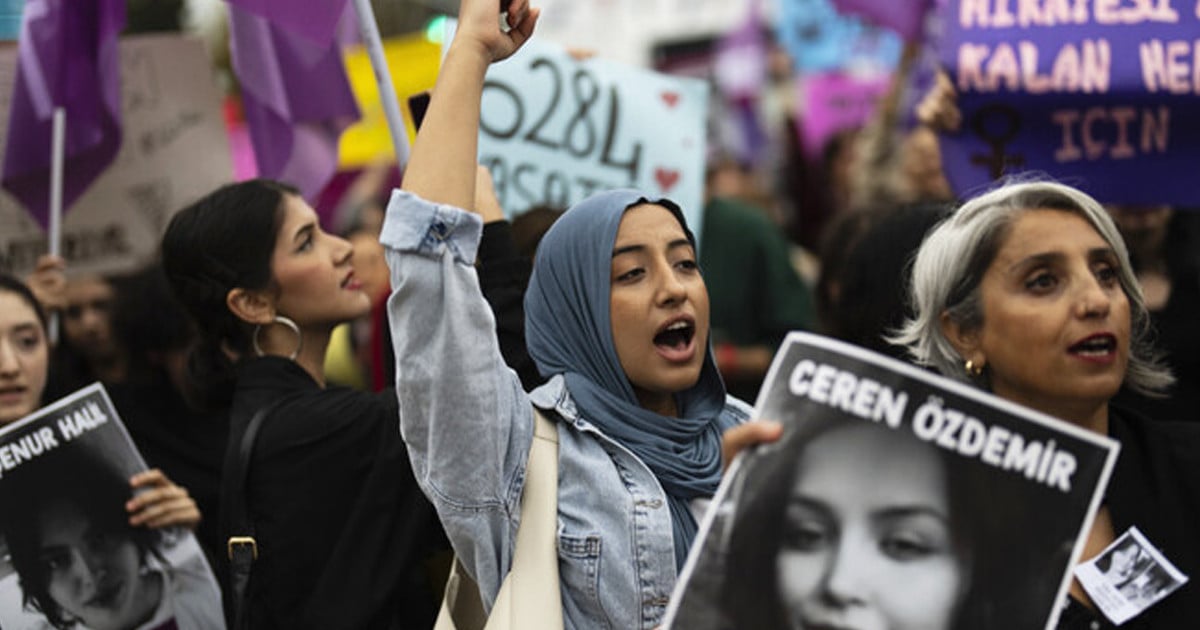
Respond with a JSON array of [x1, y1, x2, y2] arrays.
[[380, 0, 772, 627]]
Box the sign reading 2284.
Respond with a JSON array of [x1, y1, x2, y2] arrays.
[[477, 38, 708, 234]]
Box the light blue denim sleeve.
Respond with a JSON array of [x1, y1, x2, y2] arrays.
[[379, 189, 533, 599]]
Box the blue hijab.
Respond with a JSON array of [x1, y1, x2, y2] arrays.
[[523, 189, 727, 571]]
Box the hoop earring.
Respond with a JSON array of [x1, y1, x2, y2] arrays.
[[253, 315, 303, 360], [964, 359, 984, 377]]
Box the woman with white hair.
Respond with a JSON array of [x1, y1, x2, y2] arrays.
[[891, 180, 1199, 628]]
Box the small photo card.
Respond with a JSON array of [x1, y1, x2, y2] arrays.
[[1074, 526, 1190, 625]]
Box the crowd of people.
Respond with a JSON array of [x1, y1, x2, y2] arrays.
[[1, 0, 1198, 628]]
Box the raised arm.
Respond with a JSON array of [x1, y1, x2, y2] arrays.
[[381, 0, 540, 601], [401, 0, 538, 208]]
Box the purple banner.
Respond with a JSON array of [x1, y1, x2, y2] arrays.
[[936, 0, 1200, 205], [833, 0, 933, 41], [798, 72, 891, 159]]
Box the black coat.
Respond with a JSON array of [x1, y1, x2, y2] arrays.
[[224, 357, 448, 630], [1057, 407, 1200, 629]]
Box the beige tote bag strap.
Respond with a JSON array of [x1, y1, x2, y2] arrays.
[[435, 406, 563, 630]]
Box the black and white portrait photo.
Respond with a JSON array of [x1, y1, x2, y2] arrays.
[[0, 385, 225, 630], [1074, 527, 1189, 625], [666, 333, 1119, 630]]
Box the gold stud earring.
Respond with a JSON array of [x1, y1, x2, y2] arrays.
[[964, 359, 984, 377]]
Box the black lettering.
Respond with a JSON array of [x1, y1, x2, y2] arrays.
[[599, 85, 642, 183], [563, 69, 600, 158], [480, 80, 524, 140], [523, 57, 563, 150]]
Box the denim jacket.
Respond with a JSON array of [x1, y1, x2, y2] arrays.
[[381, 190, 753, 630]]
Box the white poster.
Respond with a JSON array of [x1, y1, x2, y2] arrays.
[[0, 33, 232, 277], [0, 384, 225, 629], [667, 332, 1120, 630], [477, 35, 710, 245]]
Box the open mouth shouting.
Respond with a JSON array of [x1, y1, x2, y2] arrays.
[[653, 316, 697, 363]]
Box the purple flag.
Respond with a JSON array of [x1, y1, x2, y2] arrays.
[[228, 4, 359, 201], [798, 72, 891, 161], [831, 0, 932, 41], [712, 0, 769, 166], [225, 0, 351, 45], [2, 0, 126, 228], [713, 0, 766, 101]]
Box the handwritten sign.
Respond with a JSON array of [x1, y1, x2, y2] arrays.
[[936, 0, 1200, 204], [477, 37, 709, 244], [0, 33, 232, 277]]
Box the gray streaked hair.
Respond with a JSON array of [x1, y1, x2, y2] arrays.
[[889, 179, 1173, 396]]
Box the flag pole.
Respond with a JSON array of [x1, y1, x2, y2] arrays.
[[48, 106, 65, 344], [350, 0, 411, 172]]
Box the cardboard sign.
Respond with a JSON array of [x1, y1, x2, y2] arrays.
[[665, 332, 1119, 630], [0, 33, 232, 277], [0, 384, 225, 630], [477, 37, 709, 244], [936, 0, 1200, 205]]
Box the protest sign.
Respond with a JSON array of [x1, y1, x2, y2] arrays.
[[665, 332, 1118, 630], [833, 0, 934, 42], [0, 33, 232, 277], [0, 383, 225, 630], [476, 37, 709, 243], [0, 0, 21, 40], [339, 32, 441, 168], [799, 72, 893, 158], [935, 0, 1200, 205], [777, 0, 903, 73]]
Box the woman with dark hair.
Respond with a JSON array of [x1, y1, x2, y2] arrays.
[[0, 273, 52, 424], [160, 177, 459, 629], [380, 0, 783, 626], [721, 418, 975, 630], [891, 180, 1200, 628], [1094, 536, 1145, 587], [0, 274, 209, 630]]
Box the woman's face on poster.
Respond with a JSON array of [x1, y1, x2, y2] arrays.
[[1105, 542, 1141, 582], [776, 423, 964, 630], [36, 502, 155, 630]]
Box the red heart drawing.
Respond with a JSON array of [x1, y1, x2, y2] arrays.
[[655, 168, 680, 192], [660, 91, 680, 108]]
